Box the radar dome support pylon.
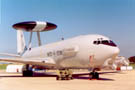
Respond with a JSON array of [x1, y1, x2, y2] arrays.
[[37, 32, 42, 46], [12, 21, 57, 53]]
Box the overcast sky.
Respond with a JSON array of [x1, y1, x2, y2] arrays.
[[0, 0, 135, 58]]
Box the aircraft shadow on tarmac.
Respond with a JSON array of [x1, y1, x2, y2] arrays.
[[0, 71, 119, 81], [73, 76, 114, 81]]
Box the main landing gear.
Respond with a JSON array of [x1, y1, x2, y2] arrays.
[[56, 69, 73, 80], [22, 64, 33, 77], [89, 69, 99, 80]]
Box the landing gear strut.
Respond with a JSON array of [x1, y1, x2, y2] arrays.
[[89, 69, 99, 79], [22, 64, 33, 77], [56, 69, 73, 80]]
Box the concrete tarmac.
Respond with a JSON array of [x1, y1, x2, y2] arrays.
[[0, 70, 135, 90]]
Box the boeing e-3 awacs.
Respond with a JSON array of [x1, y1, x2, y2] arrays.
[[0, 21, 120, 80]]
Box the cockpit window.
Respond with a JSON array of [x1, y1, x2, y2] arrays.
[[93, 40, 117, 47], [102, 40, 117, 46]]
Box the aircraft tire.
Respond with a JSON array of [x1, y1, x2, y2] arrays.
[[90, 72, 99, 79], [56, 76, 59, 80], [22, 70, 33, 77], [95, 72, 99, 79], [56, 76, 61, 80]]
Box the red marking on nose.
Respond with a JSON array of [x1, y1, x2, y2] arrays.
[[89, 56, 93, 63]]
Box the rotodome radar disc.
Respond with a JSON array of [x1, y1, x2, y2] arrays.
[[13, 21, 57, 32]]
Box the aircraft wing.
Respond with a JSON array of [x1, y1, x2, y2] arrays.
[[0, 57, 56, 68], [0, 53, 21, 57]]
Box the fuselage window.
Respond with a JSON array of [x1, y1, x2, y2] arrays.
[[93, 41, 100, 45], [93, 41, 97, 44]]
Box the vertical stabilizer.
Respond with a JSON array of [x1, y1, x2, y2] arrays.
[[17, 30, 26, 55]]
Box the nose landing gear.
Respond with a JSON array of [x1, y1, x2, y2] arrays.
[[89, 69, 99, 80]]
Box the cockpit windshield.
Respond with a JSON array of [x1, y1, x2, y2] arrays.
[[93, 40, 117, 47]]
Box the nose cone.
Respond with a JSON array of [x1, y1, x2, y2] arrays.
[[113, 47, 120, 55], [110, 47, 120, 59]]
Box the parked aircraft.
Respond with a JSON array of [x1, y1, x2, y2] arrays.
[[103, 56, 129, 70], [0, 21, 120, 80]]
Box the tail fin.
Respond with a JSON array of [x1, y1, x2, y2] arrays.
[[17, 30, 27, 55]]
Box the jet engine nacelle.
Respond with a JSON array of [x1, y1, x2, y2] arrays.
[[13, 21, 57, 32]]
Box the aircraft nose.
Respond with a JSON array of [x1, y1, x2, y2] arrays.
[[114, 47, 120, 54], [111, 47, 120, 58]]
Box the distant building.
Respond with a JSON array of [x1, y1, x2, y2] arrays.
[[128, 56, 135, 63]]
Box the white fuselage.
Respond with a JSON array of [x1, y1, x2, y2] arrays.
[[22, 34, 120, 69]]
